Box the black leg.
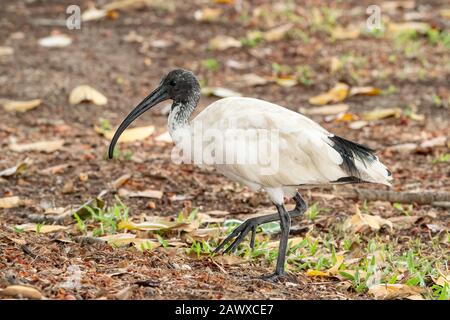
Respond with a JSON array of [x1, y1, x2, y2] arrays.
[[213, 193, 307, 255], [261, 203, 291, 281]]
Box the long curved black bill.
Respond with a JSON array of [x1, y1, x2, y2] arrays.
[[108, 85, 168, 159]]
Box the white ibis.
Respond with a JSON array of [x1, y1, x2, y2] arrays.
[[108, 69, 392, 281]]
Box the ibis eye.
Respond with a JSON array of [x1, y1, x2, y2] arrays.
[[169, 80, 177, 87]]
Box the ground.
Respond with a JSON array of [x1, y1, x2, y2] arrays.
[[0, 0, 449, 300]]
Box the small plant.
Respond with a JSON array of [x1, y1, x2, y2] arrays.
[[13, 226, 24, 233], [271, 63, 292, 76], [296, 65, 314, 86], [382, 84, 398, 95], [305, 202, 329, 221], [432, 153, 450, 164], [202, 58, 220, 72], [105, 148, 133, 161], [73, 212, 86, 233], [426, 28, 450, 48], [156, 234, 169, 248], [99, 118, 111, 131], [123, 150, 133, 161], [188, 239, 213, 257], [240, 32, 263, 48], [73, 200, 129, 236], [367, 27, 385, 38], [36, 223, 44, 234], [393, 202, 413, 216]]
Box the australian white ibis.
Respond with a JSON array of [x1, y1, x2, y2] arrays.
[[108, 69, 392, 281]]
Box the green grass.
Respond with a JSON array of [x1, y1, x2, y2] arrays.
[[393, 203, 413, 216], [105, 148, 133, 161], [296, 65, 314, 86], [208, 206, 448, 299], [202, 58, 220, 72], [68, 199, 447, 299], [432, 153, 450, 164], [73, 198, 129, 236]]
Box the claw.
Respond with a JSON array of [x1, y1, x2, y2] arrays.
[[214, 219, 257, 254], [260, 272, 285, 282]]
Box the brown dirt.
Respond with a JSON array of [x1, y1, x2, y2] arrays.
[[0, 0, 449, 300]]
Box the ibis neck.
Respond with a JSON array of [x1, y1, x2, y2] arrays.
[[168, 95, 199, 136]]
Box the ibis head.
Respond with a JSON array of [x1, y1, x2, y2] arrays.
[[108, 69, 200, 159]]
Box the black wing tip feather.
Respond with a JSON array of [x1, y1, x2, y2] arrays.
[[329, 135, 377, 177]]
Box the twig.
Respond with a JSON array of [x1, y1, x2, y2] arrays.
[[339, 188, 450, 205], [72, 236, 107, 245], [432, 201, 450, 209]]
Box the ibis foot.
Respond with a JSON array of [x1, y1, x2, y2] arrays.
[[260, 272, 285, 282], [213, 193, 307, 254], [213, 217, 262, 254]]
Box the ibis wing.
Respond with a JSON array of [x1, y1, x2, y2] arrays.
[[193, 97, 392, 187]]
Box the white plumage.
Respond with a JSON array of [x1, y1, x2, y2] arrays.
[[175, 96, 392, 204], [109, 69, 393, 280]]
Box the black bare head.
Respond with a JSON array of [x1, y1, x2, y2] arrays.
[[108, 69, 200, 159], [162, 69, 201, 104]]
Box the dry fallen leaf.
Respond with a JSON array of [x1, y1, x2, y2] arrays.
[[327, 255, 345, 275], [300, 104, 349, 115], [386, 143, 418, 153], [201, 87, 242, 98], [118, 188, 163, 199], [387, 22, 429, 34], [189, 227, 223, 240], [205, 210, 230, 216], [16, 223, 68, 233], [349, 120, 368, 130], [98, 233, 136, 246], [69, 85, 107, 106], [388, 216, 420, 230], [96, 125, 154, 142], [349, 86, 381, 96], [305, 255, 344, 277], [440, 9, 450, 18], [268, 236, 304, 249], [101, 0, 146, 11], [194, 8, 222, 22], [306, 269, 329, 277], [0, 196, 23, 209], [81, 7, 107, 21], [368, 284, 423, 299], [0, 46, 14, 56], [334, 112, 359, 122], [263, 23, 293, 42], [343, 207, 393, 233], [9, 139, 65, 153], [275, 76, 297, 88], [3, 99, 42, 112], [332, 25, 360, 40], [235, 74, 270, 87], [363, 108, 402, 121], [309, 83, 349, 105], [214, 0, 235, 4], [0, 158, 32, 177], [433, 274, 449, 287], [212, 255, 247, 265], [209, 35, 242, 51], [0, 285, 42, 300], [38, 34, 72, 47], [420, 136, 447, 149], [40, 163, 70, 175], [111, 174, 132, 189], [330, 56, 342, 72], [155, 131, 173, 143]]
